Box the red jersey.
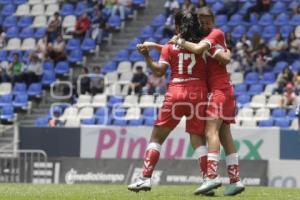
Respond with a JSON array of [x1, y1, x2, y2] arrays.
[[159, 43, 207, 87], [204, 28, 232, 91]]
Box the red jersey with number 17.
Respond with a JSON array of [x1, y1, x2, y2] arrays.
[[159, 43, 207, 87], [204, 28, 232, 91]]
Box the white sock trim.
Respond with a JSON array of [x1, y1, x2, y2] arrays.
[[194, 146, 208, 159], [208, 152, 220, 162], [147, 142, 161, 152], [226, 153, 239, 166]]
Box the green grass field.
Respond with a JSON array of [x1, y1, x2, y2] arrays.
[[0, 184, 299, 200]]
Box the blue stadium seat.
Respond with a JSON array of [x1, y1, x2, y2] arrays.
[[34, 28, 47, 39], [113, 108, 126, 117], [258, 13, 273, 26], [108, 96, 123, 107], [280, 25, 293, 38], [287, 109, 296, 120], [1, 4, 16, 17], [43, 61, 55, 72], [97, 116, 112, 125], [273, 61, 288, 74], [260, 72, 276, 84], [60, 4, 74, 16], [236, 94, 251, 106], [19, 27, 34, 39], [42, 71, 56, 86], [101, 61, 117, 74], [0, 50, 7, 61], [13, 0, 27, 5], [290, 14, 300, 26], [13, 94, 28, 109], [6, 27, 19, 38], [113, 49, 129, 62], [143, 107, 157, 118], [262, 25, 277, 41], [0, 94, 13, 108], [66, 39, 81, 51], [159, 37, 170, 45], [151, 14, 166, 28], [23, 51, 32, 64], [149, 49, 160, 61], [258, 119, 273, 127], [132, 0, 146, 8], [211, 2, 224, 13], [35, 117, 49, 127], [8, 51, 22, 62], [128, 37, 142, 51], [144, 118, 155, 126], [27, 83, 42, 98], [81, 38, 96, 52], [219, 25, 230, 33], [231, 25, 246, 40], [234, 84, 247, 95], [68, 49, 83, 63], [239, 1, 254, 15], [128, 118, 144, 126], [270, 1, 286, 14], [3, 16, 17, 28], [81, 118, 96, 125], [95, 107, 109, 118], [272, 108, 287, 118], [55, 61, 69, 76], [154, 26, 164, 40], [140, 26, 154, 39], [129, 50, 145, 62], [215, 15, 227, 27], [113, 119, 128, 126], [228, 14, 243, 26], [248, 84, 263, 95], [108, 15, 122, 30], [274, 118, 290, 128], [12, 83, 27, 96], [0, 106, 15, 122], [74, 2, 87, 16], [274, 13, 289, 26], [291, 60, 300, 72], [18, 16, 33, 28], [247, 25, 262, 38], [245, 72, 259, 85]]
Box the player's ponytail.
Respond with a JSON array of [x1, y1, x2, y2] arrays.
[[180, 12, 203, 43]]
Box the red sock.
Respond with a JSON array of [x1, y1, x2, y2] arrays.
[[142, 148, 160, 177], [227, 165, 240, 184], [207, 151, 220, 179], [198, 155, 207, 178]]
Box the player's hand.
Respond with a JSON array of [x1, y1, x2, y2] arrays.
[[136, 44, 149, 56], [169, 35, 179, 44]]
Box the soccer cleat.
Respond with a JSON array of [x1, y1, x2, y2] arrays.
[[193, 176, 222, 195], [224, 181, 245, 196], [128, 177, 152, 192]]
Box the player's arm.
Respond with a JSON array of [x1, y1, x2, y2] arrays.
[[137, 45, 167, 77], [169, 36, 210, 54], [213, 49, 231, 66], [142, 41, 163, 52]]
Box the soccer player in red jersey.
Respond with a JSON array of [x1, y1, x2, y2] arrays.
[[172, 7, 245, 196], [128, 12, 209, 193]]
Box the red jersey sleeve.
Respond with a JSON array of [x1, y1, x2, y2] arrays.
[[159, 44, 170, 65], [203, 29, 226, 49]]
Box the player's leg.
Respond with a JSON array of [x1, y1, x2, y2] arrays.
[[219, 123, 245, 196], [128, 125, 173, 192]]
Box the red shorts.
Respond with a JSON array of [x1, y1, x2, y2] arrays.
[[155, 82, 207, 135], [206, 86, 236, 124]]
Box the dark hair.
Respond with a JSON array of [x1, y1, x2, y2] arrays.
[[180, 12, 203, 43], [82, 67, 89, 74], [174, 11, 183, 27]]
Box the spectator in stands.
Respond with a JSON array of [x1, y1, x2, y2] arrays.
[[244, 0, 271, 21], [268, 33, 288, 58], [90, 66, 104, 95], [36, 36, 48, 60], [235, 35, 252, 72], [278, 66, 294, 87], [252, 44, 271, 75], [281, 83, 297, 107], [48, 109, 64, 127], [182, 0, 195, 14], [163, 8, 179, 38], [77, 67, 91, 95], [112, 0, 132, 21], [130, 66, 147, 95], [48, 34, 66, 62], [0, 26, 6, 48], [91, 8, 107, 45], [47, 12, 62, 43], [24, 54, 43, 86], [294, 71, 300, 93], [289, 33, 300, 54], [143, 73, 167, 95], [73, 12, 91, 39], [164, 0, 180, 17], [195, 0, 207, 12], [8, 53, 24, 83], [104, 0, 115, 11], [0, 62, 10, 83], [217, 0, 240, 18]]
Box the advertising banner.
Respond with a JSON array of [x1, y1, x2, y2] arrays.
[[80, 126, 280, 160], [269, 160, 300, 188], [280, 129, 300, 160], [56, 158, 268, 186]]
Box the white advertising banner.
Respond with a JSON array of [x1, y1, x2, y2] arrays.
[[80, 126, 280, 160], [269, 160, 300, 188]]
